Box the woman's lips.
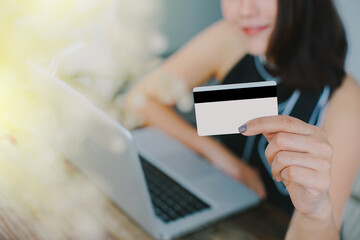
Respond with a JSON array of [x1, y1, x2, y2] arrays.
[[242, 25, 269, 36]]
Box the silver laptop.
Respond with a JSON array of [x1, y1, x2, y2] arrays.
[[32, 63, 260, 240]]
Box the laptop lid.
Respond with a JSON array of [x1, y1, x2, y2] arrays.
[[29, 62, 260, 240], [29, 62, 160, 237]]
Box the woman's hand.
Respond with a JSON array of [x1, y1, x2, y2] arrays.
[[207, 149, 267, 199], [240, 115, 334, 219]]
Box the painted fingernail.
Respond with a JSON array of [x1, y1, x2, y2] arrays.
[[238, 124, 248, 134]]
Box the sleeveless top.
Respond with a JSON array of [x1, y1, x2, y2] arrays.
[[217, 54, 335, 215]]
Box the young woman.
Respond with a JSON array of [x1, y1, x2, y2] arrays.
[[126, 0, 360, 238]]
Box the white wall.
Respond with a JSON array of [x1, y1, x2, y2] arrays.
[[334, 0, 360, 82], [159, 0, 222, 55]]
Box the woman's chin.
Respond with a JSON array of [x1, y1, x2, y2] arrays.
[[243, 32, 271, 56], [246, 45, 268, 56]]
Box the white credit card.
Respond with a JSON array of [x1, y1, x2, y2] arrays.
[[193, 81, 278, 136]]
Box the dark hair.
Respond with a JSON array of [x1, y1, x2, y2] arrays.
[[266, 0, 348, 90]]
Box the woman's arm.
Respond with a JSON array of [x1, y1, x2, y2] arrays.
[[125, 21, 266, 197], [126, 20, 238, 155], [239, 75, 360, 239], [322, 76, 360, 227], [286, 76, 360, 239]]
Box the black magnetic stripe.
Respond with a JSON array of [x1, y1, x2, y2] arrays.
[[193, 85, 277, 104]]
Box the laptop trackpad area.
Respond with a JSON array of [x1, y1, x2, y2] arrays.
[[132, 127, 217, 181], [156, 151, 216, 181]]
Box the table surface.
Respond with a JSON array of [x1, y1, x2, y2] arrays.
[[0, 156, 290, 240], [0, 182, 290, 240]]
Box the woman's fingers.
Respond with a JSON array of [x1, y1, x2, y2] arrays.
[[280, 165, 331, 196], [243, 169, 267, 199], [238, 115, 335, 217], [239, 116, 332, 163], [270, 151, 331, 182], [210, 153, 267, 199], [238, 114, 334, 209], [252, 178, 267, 199], [240, 115, 317, 137], [264, 132, 334, 164]]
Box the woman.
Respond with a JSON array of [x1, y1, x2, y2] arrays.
[[126, 0, 360, 238]]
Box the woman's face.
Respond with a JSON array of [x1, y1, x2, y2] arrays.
[[221, 0, 278, 55]]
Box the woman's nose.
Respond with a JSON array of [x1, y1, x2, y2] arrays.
[[238, 0, 259, 18]]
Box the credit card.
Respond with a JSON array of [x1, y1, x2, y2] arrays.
[[193, 81, 278, 136]]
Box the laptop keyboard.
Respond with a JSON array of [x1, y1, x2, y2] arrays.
[[139, 155, 211, 223]]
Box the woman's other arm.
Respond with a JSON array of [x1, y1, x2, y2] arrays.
[[125, 21, 266, 197], [126, 20, 238, 159]]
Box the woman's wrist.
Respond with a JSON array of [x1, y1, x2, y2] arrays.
[[286, 194, 339, 240], [304, 193, 333, 221]]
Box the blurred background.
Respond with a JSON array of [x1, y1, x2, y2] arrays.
[[0, 0, 359, 239]]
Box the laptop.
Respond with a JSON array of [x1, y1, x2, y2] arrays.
[[30, 62, 260, 240]]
